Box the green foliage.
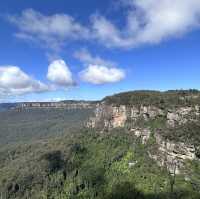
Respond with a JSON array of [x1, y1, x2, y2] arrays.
[[0, 108, 93, 146], [0, 129, 199, 199], [41, 150, 65, 174], [103, 90, 200, 108], [134, 116, 167, 132]]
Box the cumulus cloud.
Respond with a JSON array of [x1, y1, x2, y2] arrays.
[[92, 0, 200, 48], [75, 49, 125, 84], [0, 66, 49, 96], [80, 64, 125, 84], [8, 9, 90, 51], [74, 48, 116, 67], [47, 59, 75, 87]]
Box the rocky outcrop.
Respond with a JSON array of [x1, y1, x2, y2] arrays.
[[87, 103, 200, 129], [87, 102, 200, 173], [130, 128, 151, 144], [150, 132, 196, 174], [87, 103, 164, 129], [166, 107, 199, 127], [131, 128, 196, 174]]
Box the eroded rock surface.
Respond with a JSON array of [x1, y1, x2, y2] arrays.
[[87, 103, 200, 129], [87, 102, 200, 174], [151, 132, 196, 174]]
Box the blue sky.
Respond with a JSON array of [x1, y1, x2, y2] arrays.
[[0, 0, 200, 102]]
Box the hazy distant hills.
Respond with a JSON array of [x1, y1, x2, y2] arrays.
[[0, 100, 98, 146], [0, 103, 18, 112], [0, 100, 98, 111]]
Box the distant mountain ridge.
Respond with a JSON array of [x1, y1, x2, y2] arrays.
[[1, 89, 200, 111], [20, 101, 97, 109], [0, 100, 99, 111], [0, 103, 19, 112]]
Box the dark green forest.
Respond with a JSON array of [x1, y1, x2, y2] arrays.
[[0, 108, 93, 146], [104, 90, 200, 107], [0, 129, 200, 199]]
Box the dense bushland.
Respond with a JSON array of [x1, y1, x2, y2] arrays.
[[0, 108, 93, 146], [104, 90, 200, 107], [0, 129, 200, 199]]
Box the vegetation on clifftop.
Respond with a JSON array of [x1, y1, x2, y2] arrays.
[[103, 90, 200, 107]]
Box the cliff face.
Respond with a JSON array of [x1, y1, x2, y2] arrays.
[[87, 103, 200, 129], [149, 133, 195, 174], [19, 101, 97, 110], [87, 101, 200, 174]]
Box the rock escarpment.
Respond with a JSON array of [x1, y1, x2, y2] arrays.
[[87, 91, 200, 174], [87, 103, 200, 129], [130, 127, 196, 174]]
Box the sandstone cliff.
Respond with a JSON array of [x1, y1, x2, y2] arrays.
[[87, 103, 200, 129], [87, 91, 200, 174]]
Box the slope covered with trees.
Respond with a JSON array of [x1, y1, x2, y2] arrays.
[[0, 108, 94, 146], [1, 129, 200, 199]]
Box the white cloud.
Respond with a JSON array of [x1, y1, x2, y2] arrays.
[[91, 0, 200, 48], [47, 59, 75, 87], [91, 15, 130, 48], [0, 66, 49, 96], [74, 48, 116, 67], [8, 9, 90, 51], [75, 49, 125, 84], [80, 64, 125, 84], [0, 61, 75, 99], [8, 1, 200, 50]]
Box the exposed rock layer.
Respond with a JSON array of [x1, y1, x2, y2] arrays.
[[87, 102, 200, 174], [87, 103, 200, 128]]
